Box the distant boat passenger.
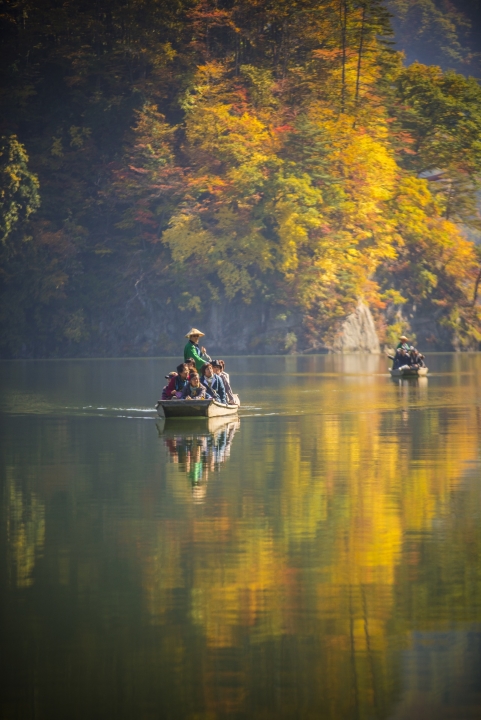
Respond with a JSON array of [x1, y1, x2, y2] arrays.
[[184, 328, 212, 372], [397, 335, 412, 351]]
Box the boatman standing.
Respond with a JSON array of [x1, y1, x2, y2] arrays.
[[396, 335, 412, 351], [184, 328, 212, 372]]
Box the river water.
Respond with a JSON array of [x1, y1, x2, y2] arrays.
[[1, 354, 481, 720]]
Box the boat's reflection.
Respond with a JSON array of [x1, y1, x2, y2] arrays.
[[156, 417, 240, 502]]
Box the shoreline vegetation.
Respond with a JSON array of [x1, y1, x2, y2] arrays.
[[1, 0, 480, 358]]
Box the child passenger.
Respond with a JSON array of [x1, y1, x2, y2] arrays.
[[182, 372, 207, 400]]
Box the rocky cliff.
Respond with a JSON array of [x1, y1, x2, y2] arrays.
[[331, 302, 381, 354]]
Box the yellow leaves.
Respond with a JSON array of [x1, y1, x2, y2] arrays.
[[188, 103, 275, 169], [195, 61, 228, 85], [162, 207, 271, 301], [226, 154, 270, 196], [127, 57, 478, 346], [321, 116, 397, 210], [381, 288, 407, 306], [152, 41, 177, 66], [162, 213, 213, 263], [273, 174, 324, 272], [132, 104, 177, 162]]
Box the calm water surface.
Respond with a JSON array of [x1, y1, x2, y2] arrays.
[[1, 354, 481, 720]]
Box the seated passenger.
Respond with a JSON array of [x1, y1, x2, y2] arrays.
[[412, 348, 427, 368], [163, 363, 189, 399], [160, 371, 177, 401], [409, 349, 420, 370], [185, 358, 196, 374], [182, 372, 208, 400], [212, 360, 235, 404], [201, 363, 226, 403], [392, 348, 411, 370], [392, 349, 404, 370]]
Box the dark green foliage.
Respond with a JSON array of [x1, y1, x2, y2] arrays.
[[388, 0, 480, 73]]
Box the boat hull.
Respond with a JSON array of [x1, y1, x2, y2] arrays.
[[156, 398, 239, 419], [390, 367, 428, 378]]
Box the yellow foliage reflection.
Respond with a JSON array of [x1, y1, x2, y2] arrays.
[[5, 472, 45, 588], [140, 392, 480, 719], [2, 358, 481, 720]]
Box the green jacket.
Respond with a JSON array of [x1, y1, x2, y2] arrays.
[[184, 340, 210, 372]]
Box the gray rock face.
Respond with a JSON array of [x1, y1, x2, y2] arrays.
[[331, 302, 380, 354]]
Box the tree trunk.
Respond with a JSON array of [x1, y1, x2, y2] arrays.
[[340, 0, 348, 113], [355, 3, 367, 105]]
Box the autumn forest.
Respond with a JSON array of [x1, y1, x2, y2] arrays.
[[1, 0, 481, 357]]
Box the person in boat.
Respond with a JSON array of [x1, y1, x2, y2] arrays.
[[163, 363, 190, 399], [185, 358, 196, 374], [181, 372, 208, 400], [397, 335, 412, 351], [200, 363, 226, 403], [410, 348, 426, 368], [184, 328, 212, 372], [217, 360, 231, 387], [408, 349, 420, 370], [392, 347, 411, 371], [160, 371, 177, 401], [212, 360, 235, 404]]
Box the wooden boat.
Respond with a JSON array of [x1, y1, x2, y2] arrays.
[[156, 398, 240, 419], [390, 366, 428, 378]]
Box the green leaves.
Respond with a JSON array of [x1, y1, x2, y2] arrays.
[[393, 63, 481, 227]]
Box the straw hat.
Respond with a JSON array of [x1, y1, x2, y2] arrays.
[[185, 328, 205, 338], [399, 335, 409, 341]]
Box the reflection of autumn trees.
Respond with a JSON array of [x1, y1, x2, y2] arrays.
[[1, 394, 480, 719], [4, 471, 45, 589], [160, 418, 240, 503], [133, 402, 481, 718]]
